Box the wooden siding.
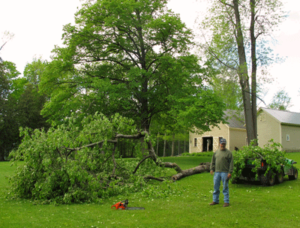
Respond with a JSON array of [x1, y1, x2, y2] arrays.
[[189, 123, 229, 153], [281, 124, 300, 152], [229, 128, 247, 151], [257, 110, 281, 147]]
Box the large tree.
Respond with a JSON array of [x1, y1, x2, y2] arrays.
[[200, 0, 285, 144], [40, 0, 225, 134]]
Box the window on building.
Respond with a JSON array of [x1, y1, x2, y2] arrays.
[[194, 138, 197, 147], [286, 134, 290, 142]]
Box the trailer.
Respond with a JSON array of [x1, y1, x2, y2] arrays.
[[233, 158, 298, 186]]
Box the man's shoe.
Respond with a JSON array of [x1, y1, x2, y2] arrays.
[[209, 202, 219, 206], [223, 203, 230, 207]]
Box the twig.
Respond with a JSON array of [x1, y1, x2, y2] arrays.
[[143, 175, 164, 182], [64, 140, 117, 151]]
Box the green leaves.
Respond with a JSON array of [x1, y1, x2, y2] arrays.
[[8, 112, 171, 204], [39, 0, 225, 135], [232, 139, 287, 180]]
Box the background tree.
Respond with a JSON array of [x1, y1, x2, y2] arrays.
[[0, 61, 21, 161], [23, 57, 47, 87], [200, 0, 285, 144], [0, 59, 49, 160], [40, 0, 225, 138], [211, 73, 243, 110], [268, 89, 292, 111]]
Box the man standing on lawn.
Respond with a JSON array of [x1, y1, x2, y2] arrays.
[[210, 138, 233, 207]]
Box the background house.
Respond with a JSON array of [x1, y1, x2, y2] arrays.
[[189, 110, 247, 153], [257, 108, 300, 152]]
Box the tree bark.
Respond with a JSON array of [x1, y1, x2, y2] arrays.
[[233, 0, 255, 144], [146, 140, 182, 173], [133, 155, 152, 174], [250, 0, 258, 144], [172, 162, 210, 181]]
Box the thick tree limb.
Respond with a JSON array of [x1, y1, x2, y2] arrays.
[[115, 132, 144, 139], [171, 162, 211, 181]]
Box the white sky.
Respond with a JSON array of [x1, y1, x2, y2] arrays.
[[1, 0, 299, 112]]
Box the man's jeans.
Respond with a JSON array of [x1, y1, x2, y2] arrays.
[[213, 172, 229, 203]]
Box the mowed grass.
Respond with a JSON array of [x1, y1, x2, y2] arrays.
[[0, 153, 299, 228]]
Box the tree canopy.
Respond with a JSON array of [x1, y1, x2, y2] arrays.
[[40, 0, 225, 133]]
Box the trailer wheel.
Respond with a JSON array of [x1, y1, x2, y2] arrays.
[[260, 171, 275, 186], [276, 170, 284, 184], [289, 169, 298, 180], [260, 173, 268, 186], [268, 172, 276, 186]]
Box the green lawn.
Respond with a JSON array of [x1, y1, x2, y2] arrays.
[[0, 153, 299, 228]]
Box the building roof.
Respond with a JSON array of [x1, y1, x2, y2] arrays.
[[261, 108, 300, 126], [224, 110, 246, 129]]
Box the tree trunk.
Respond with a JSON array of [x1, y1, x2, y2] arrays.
[[163, 133, 166, 157], [233, 0, 255, 144], [250, 0, 258, 144], [171, 134, 175, 156]]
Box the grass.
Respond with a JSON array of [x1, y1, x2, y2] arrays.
[[0, 153, 300, 228]]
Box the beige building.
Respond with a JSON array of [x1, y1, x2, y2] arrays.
[[257, 108, 300, 152], [189, 110, 247, 153]]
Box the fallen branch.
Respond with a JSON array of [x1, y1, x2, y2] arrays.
[[65, 140, 117, 151], [115, 132, 145, 139], [133, 155, 152, 174], [143, 175, 164, 182], [171, 162, 210, 181], [146, 140, 182, 173]]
